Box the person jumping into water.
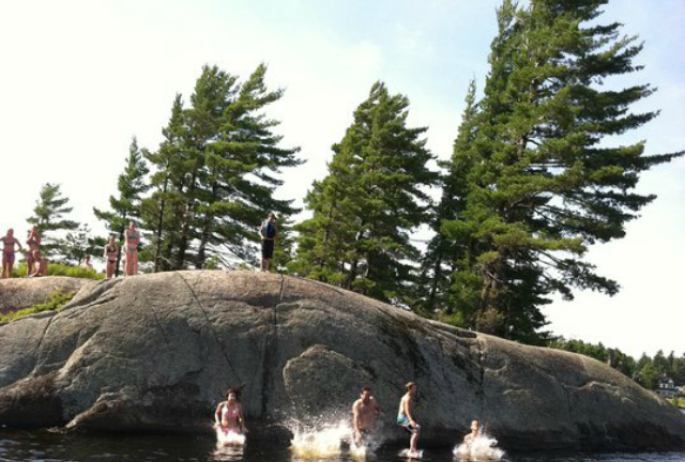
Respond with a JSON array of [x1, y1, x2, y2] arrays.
[[463, 419, 482, 450], [214, 388, 246, 435], [259, 212, 278, 272], [352, 386, 381, 446], [397, 382, 421, 457], [1, 229, 22, 279]]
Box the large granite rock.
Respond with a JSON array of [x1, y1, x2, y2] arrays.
[[0, 277, 96, 315], [0, 271, 683, 451]]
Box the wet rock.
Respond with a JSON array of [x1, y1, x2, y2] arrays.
[[0, 271, 683, 451]]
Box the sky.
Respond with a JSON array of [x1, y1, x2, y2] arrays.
[[0, 0, 683, 358]]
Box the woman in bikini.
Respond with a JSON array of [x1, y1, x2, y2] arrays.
[[1, 229, 22, 279], [124, 222, 140, 276], [25, 227, 40, 277], [104, 236, 119, 279], [214, 388, 247, 435]]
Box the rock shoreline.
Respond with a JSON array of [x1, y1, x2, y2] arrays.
[[0, 271, 684, 451]]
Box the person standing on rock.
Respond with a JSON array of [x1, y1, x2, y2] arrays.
[[214, 388, 247, 435], [259, 212, 278, 272], [25, 227, 41, 277], [352, 386, 382, 446], [124, 222, 140, 276], [1, 228, 22, 279], [397, 382, 421, 457], [104, 236, 119, 279]]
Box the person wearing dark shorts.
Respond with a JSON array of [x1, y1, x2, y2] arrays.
[[260, 213, 278, 272]]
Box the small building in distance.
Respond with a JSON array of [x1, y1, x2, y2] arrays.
[[655, 377, 679, 399]]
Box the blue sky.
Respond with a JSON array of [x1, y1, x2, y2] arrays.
[[1, 0, 683, 357]]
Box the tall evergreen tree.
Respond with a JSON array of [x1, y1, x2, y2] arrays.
[[192, 64, 302, 268], [143, 65, 301, 270], [26, 183, 79, 260], [291, 82, 437, 305], [417, 79, 479, 315], [142, 94, 187, 272], [438, 0, 683, 343], [94, 137, 150, 275]]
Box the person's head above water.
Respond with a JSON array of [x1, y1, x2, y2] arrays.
[[226, 387, 242, 402], [471, 420, 479, 432], [360, 386, 371, 401], [405, 382, 417, 395]]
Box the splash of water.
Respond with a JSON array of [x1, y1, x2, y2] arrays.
[[453, 434, 505, 461], [215, 426, 246, 446], [289, 418, 352, 460]]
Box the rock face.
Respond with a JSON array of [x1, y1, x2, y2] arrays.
[[0, 271, 683, 451], [0, 277, 96, 315]]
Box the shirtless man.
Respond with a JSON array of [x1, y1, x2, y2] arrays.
[[1, 229, 22, 278], [104, 236, 119, 279], [352, 387, 381, 446], [26, 227, 41, 277], [397, 382, 421, 457], [124, 222, 140, 276]]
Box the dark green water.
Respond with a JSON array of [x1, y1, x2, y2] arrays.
[[1, 431, 684, 462]]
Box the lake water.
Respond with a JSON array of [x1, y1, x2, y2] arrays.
[[1, 430, 685, 462]]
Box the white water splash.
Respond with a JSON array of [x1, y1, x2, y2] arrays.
[[453, 434, 505, 461], [215, 427, 246, 446], [289, 419, 352, 459]]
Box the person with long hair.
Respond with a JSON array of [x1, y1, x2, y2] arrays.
[[1, 229, 22, 279], [214, 388, 247, 436]]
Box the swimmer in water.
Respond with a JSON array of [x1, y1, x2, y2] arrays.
[[397, 382, 421, 457], [352, 386, 381, 446], [463, 419, 482, 449], [214, 388, 246, 435]]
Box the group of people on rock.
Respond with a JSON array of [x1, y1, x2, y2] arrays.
[[1, 227, 47, 279], [0, 222, 141, 280], [213, 382, 485, 459], [3, 213, 278, 280]]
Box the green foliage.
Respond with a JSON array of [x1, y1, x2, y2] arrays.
[[423, 0, 683, 342], [26, 183, 80, 260], [0, 290, 77, 323], [11, 263, 104, 280], [291, 82, 437, 305], [142, 64, 301, 271], [549, 338, 636, 378]]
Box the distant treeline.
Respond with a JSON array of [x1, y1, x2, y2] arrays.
[[550, 339, 685, 389], [23, 0, 683, 346]]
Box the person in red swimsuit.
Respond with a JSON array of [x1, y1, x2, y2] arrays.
[[1, 229, 22, 279]]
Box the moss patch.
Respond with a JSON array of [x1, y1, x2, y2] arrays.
[[0, 289, 76, 323]]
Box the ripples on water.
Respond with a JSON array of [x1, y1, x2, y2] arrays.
[[1, 430, 684, 462]]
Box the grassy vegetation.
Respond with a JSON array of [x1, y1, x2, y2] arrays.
[[0, 290, 77, 323], [667, 398, 685, 408], [10, 263, 104, 280]]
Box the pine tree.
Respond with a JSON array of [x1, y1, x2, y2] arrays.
[[292, 82, 437, 304], [192, 64, 302, 268], [439, 0, 683, 343], [94, 137, 150, 275], [27, 183, 80, 260], [417, 79, 479, 316], [63, 225, 102, 265], [142, 94, 187, 272]]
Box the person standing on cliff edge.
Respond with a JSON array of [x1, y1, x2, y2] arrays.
[[259, 212, 278, 272], [1, 229, 22, 279]]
